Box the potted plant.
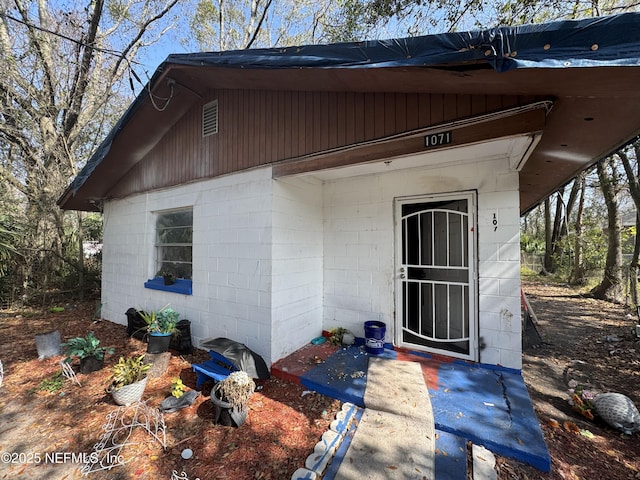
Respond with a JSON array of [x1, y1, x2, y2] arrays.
[[61, 332, 114, 373], [107, 355, 151, 406], [139, 305, 180, 354], [156, 270, 175, 285], [328, 327, 354, 346], [210, 371, 255, 427]]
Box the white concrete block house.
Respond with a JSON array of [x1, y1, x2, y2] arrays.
[[59, 14, 640, 371]]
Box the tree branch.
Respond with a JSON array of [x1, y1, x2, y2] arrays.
[[63, 0, 104, 138], [244, 0, 273, 49], [13, 0, 56, 111], [110, 0, 180, 81]]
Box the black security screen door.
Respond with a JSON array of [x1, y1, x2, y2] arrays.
[[396, 194, 476, 360]]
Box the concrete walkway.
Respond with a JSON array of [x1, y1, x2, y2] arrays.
[[273, 342, 550, 478], [334, 358, 435, 479]]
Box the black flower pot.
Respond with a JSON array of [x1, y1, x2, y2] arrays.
[[147, 333, 172, 354], [79, 356, 104, 374], [163, 274, 175, 285]]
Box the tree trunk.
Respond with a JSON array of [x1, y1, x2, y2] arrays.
[[629, 212, 640, 307], [550, 188, 565, 261], [591, 157, 624, 301], [76, 212, 86, 302], [569, 173, 587, 285], [543, 198, 553, 273], [618, 140, 640, 308]]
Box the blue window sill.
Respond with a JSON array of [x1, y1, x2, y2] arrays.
[[144, 277, 192, 295]]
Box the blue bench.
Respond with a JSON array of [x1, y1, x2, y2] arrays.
[[192, 350, 237, 388]]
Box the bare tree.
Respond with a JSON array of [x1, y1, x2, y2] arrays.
[[591, 156, 624, 302], [189, 0, 337, 50], [541, 180, 581, 274], [568, 172, 587, 285], [617, 138, 640, 306], [320, 0, 640, 42], [0, 0, 179, 302]]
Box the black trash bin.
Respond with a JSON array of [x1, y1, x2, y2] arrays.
[[125, 308, 148, 341], [170, 319, 193, 354]]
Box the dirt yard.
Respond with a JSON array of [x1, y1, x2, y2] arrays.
[[497, 279, 640, 480], [0, 279, 639, 479]]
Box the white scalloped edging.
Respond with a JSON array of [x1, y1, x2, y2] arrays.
[[291, 402, 358, 480]]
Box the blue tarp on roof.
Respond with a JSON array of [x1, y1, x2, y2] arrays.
[[59, 13, 640, 205], [165, 13, 640, 72]]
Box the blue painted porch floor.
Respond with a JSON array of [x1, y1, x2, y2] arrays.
[[271, 342, 551, 476]]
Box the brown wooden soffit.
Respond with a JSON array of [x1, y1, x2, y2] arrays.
[[272, 103, 549, 178]]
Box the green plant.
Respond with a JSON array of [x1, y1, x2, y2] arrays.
[[39, 371, 64, 393], [137, 309, 156, 327], [109, 355, 150, 390], [62, 332, 114, 362], [328, 327, 351, 346], [171, 377, 187, 398], [139, 305, 180, 334]]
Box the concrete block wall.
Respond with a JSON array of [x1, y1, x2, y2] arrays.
[[323, 176, 394, 339], [101, 151, 522, 369], [271, 177, 324, 362], [322, 156, 522, 369], [101, 167, 275, 364], [477, 186, 523, 369]]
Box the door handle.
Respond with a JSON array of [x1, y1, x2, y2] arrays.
[[400, 267, 406, 279]]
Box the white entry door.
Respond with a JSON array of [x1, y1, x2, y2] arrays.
[[395, 192, 477, 361]]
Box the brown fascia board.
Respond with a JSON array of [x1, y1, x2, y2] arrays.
[[59, 67, 202, 211], [273, 105, 548, 178], [166, 63, 640, 97]]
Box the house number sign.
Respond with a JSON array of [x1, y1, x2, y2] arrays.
[[424, 131, 452, 148]]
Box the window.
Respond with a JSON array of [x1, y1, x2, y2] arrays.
[[156, 208, 193, 279]]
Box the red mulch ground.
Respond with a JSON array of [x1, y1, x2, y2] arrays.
[[2, 280, 640, 480], [0, 302, 341, 479]]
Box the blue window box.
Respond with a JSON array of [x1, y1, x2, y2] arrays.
[[144, 277, 192, 295]]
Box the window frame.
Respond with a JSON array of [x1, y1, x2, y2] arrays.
[[144, 207, 193, 295]]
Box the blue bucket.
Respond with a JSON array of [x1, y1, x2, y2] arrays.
[[364, 321, 386, 354]]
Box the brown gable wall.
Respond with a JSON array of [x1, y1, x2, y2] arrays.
[[107, 89, 538, 199]]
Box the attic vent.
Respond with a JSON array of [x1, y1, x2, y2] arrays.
[[202, 100, 218, 137]]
